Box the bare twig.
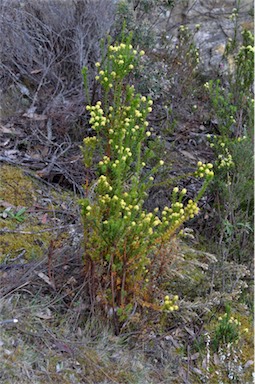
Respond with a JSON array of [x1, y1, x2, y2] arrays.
[[0, 319, 19, 325]]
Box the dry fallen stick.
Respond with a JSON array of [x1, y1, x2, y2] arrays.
[[35, 271, 56, 290], [0, 319, 19, 326], [0, 262, 36, 271]]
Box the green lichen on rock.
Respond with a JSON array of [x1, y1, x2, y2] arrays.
[[0, 224, 52, 263], [0, 165, 75, 263], [0, 164, 36, 206]]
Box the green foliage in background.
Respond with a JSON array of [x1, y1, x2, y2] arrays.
[[212, 305, 242, 352], [205, 25, 254, 266]]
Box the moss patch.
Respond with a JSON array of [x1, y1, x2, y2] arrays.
[[0, 164, 36, 206], [0, 165, 78, 263]]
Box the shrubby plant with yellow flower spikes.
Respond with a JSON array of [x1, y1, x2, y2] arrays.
[[212, 311, 242, 352], [204, 25, 254, 265], [204, 26, 254, 164], [80, 36, 213, 330], [191, 302, 252, 383]]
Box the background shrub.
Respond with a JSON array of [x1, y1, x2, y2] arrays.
[[0, 0, 116, 137]]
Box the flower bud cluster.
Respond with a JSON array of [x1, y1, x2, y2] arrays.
[[237, 136, 247, 142], [83, 136, 97, 146], [98, 156, 111, 167], [161, 203, 184, 226], [195, 161, 214, 178], [179, 25, 187, 33], [105, 94, 153, 149], [95, 43, 145, 86], [85, 205, 92, 215], [162, 294, 179, 312], [81, 199, 93, 217], [207, 135, 235, 171], [161, 188, 200, 227], [217, 152, 234, 169], [217, 312, 243, 341], [86, 102, 107, 131], [97, 175, 112, 190], [81, 136, 98, 167], [219, 313, 241, 326], [229, 8, 238, 21], [184, 200, 200, 219]]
